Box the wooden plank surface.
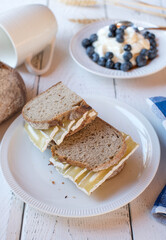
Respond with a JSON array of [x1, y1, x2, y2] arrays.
[[21, 1, 132, 239], [106, 0, 166, 239], [0, 0, 166, 239], [0, 1, 46, 240]]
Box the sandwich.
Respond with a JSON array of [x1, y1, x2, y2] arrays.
[[22, 83, 138, 196], [50, 117, 139, 195], [22, 82, 97, 151]]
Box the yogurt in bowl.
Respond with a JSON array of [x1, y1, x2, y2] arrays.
[[82, 24, 157, 71]]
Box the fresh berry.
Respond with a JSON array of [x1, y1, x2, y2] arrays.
[[120, 25, 127, 30], [148, 49, 157, 60], [105, 59, 114, 69], [140, 48, 149, 57], [92, 52, 99, 62], [150, 45, 156, 50], [82, 38, 91, 48], [108, 31, 116, 38], [116, 28, 124, 35], [134, 27, 139, 33], [98, 57, 106, 67], [128, 61, 133, 69], [136, 55, 147, 67], [86, 46, 94, 57], [116, 34, 124, 43], [123, 51, 132, 61], [124, 44, 132, 51], [105, 52, 114, 60], [90, 33, 98, 43], [109, 24, 117, 32], [149, 38, 156, 48], [120, 62, 131, 71], [148, 33, 155, 39], [143, 31, 150, 39], [114, 62, 121, 70]]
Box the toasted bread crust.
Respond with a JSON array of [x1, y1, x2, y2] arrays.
[[106, 163, 125, 180], [51, 118, 127, 172], [25, 99, 92, 129], [22, 82, 93, 129], [51, 136, 126, 172]]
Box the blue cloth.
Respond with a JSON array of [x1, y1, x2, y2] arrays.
[[147, 96, 166, 129], [147, 96, 166, 224], [151, 186, 166, 224]]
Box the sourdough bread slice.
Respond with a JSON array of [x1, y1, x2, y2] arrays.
[[51, 117, 127, 172], [22, 82, 95, 129], [0, 62, 26, 124]]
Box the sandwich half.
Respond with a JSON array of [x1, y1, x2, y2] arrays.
[[50, 117, 139, 195], [22, 82, 97, 151]]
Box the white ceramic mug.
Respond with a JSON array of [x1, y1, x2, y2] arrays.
[[0, 4, 57, 75]]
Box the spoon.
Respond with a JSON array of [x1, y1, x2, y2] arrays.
[[116, 20, 166, 31]]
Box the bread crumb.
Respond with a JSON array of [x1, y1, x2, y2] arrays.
[[62, 182, 64, 184], [72, 196, 76, 199], [48, 162, 53, 166], [52, 181, 55, 184]]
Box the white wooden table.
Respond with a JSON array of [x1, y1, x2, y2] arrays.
[[0, 0, 166, 239]]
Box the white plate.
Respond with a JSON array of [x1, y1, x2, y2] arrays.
[[0, 96, 160, 217], [70, 19, 166, 79]]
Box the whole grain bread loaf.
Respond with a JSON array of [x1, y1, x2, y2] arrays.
[[0, 62, 26, 124], [51, 117, 127, 172], [22, 82, 96, 129]]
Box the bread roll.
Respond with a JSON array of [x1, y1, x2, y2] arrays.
[[0, 62, 26, 124]]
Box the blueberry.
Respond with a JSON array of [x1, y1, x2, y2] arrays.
[[116, 34, 124, 43], [92, 52, 99, 62], [120, 25, 127, 30], [124, 44, 132, 51], [109, 24, 117, 32], [143, 31, 150, 39], [123, 51, 132, 61], [105, 52, 114, 60], [114, 62, 121, 70], [108, 31, 116, 38], [149, 38, 156, 48], [116, 28, 124, 35], [86, 46, 94, 57], [150, 42, 156, 49], [128, 61, 133, 69], [150, 45, 156, 50], [148, 32, 155, 40], [140, 48, 149, 57], [98, 57, 106, 67], [82, 38, 91, 48], [90, 33, 98, 43], [136, 55, 147, 67], [120, 62, 131, 72], [134, 27, 139, 33], [148, 49, 157, 60], [105, 59, 114, 69]]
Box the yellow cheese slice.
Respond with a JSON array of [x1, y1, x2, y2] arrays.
[[49, 135, 139, 195], [24, 123, 51, 152], [24, 110, 97, 151]]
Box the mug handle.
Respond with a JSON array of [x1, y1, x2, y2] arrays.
[[25, 37, 56, 75]]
